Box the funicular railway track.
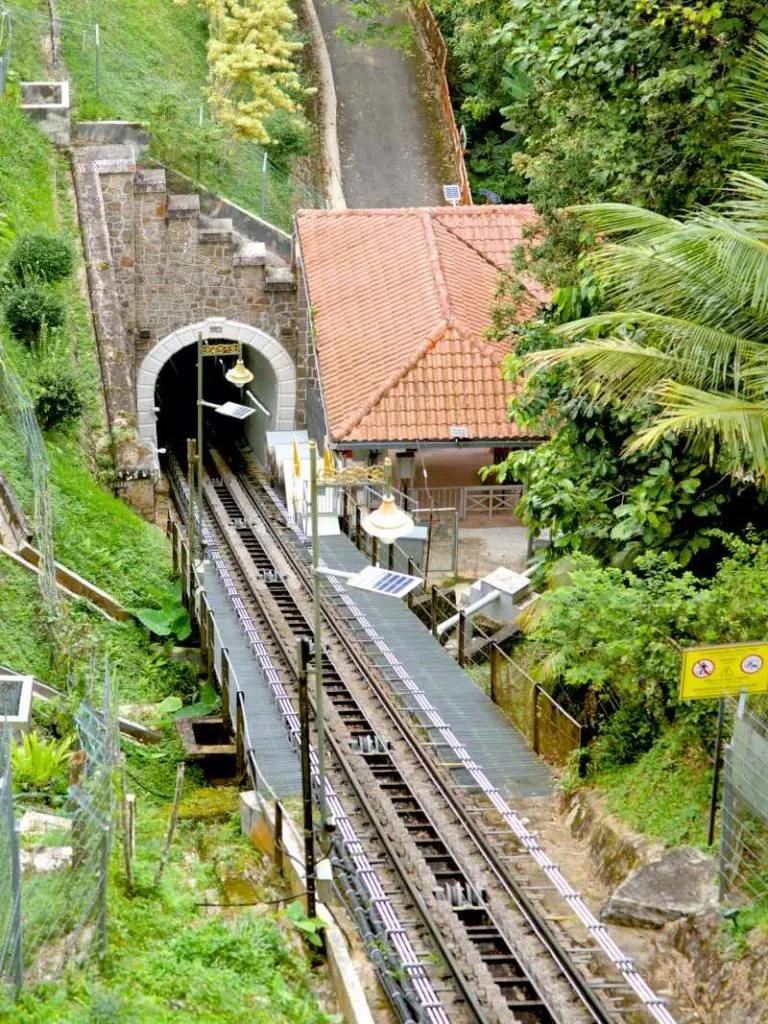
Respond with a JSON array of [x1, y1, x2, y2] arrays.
[[168, 443, 673, 1024]]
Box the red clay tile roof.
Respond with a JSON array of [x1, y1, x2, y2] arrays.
[[296, 206, 546, 444]]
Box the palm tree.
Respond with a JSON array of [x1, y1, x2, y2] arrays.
[[524, 38, 768, 482]]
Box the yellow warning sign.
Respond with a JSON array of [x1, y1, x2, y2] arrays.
[[680, 641, 768, 700]]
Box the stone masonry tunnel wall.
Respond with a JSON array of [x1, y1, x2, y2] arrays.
[[73, 144, 299, 519]]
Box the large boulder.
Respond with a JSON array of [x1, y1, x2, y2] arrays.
[[601, 846, 717, 928]]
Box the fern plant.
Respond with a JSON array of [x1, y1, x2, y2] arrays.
[[11, 731, 75, 795]]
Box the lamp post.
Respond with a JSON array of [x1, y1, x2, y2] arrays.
[[195, 335, 254, 563], [308, 447, 414, 832]]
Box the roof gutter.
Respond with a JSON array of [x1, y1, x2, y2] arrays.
[[328, 438, 543, 451]]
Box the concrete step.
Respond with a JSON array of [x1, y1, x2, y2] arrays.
[[166, 193, 200, 219], [233, 240, 267, 267], [265, 265, 294, 291], [199, 216, 234, 244]]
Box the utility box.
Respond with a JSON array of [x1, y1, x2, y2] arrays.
[[465, 566, 533, 624], [0, 674, 33, 734]]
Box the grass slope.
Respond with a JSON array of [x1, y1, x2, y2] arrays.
[[0, 801, 338, 1024], [590, 727, 713, 849], [0, 97, 174, 685]]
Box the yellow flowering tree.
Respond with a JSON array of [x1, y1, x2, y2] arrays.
[[202, 0, 305, 144]]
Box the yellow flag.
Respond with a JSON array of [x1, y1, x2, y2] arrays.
[[292, 439, 301, 477], [323, 442, 334, 476]]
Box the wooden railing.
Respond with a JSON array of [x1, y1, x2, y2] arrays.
[[411, 0, 472, 205], [410, 484, 523, 520]]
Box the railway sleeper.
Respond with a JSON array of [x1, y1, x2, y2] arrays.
[[210, 462, 589, 1024]]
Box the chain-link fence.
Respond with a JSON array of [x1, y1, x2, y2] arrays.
[[0, 671, 117, 1000], [720, 700, 768, 905], [0, 10, 10, 97]]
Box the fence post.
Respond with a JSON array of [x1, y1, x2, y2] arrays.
[[274, 800, 284, 876], [407, 557, 415, 609], [355, 506, 361, 550], [221, 649, 232, 730], [708, 695, 726, 847], [490, 644, 500, 705], [457, 611, 466, 667], [297, 639, 317, 919], [98, 822, 109, 956], [718, 746, 733, 902], [171, 521, 179, 577], [431, 585, 438, 638], [531, 683, 540, 755], [198, 592, 208, 677], [206, 606, 214, 683], [94, 23, 100, 100], [260, 151, 268, 218], [451, 509, 459, 577], [388, 541, 395, 571], [4, 758, 23, 995], [341, 490, 348, 535], [371, 535, 378, 567]]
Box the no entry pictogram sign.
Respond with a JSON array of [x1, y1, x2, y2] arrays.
[[680, 641, 768, 700]]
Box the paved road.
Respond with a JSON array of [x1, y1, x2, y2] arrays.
[[314, 0, 452, 207]]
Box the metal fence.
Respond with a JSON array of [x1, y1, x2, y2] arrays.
[[410, 485, 523, 522], [0, 672, 116, 1000], [720, 700, 768, 906], [410, 0, 471, 203], [0, 9, 10, 97]]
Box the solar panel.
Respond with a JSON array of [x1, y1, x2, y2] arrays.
[[347, 565, 423, 600], [443, 184, 461, 205], [215, 401, 255, 420]]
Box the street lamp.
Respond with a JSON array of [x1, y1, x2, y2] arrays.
[[361, 458, 415, 543], [195, 334, 255, 562], [308, 445, 415, 831]]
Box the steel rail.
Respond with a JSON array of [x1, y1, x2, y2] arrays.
[[227, 459, 619, 1024], [201, 462, 573, 1024], [166, 454, 452, 1024], [248, 465, 677, 1024], [202, 463, 492, 1024]]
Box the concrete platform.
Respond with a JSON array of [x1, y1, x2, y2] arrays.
[[318, 534, 553, 798]]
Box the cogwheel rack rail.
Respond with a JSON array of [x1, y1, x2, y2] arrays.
[[167, 445, 677, 1024]]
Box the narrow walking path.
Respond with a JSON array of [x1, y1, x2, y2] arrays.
[[313, 0, 451, 207]]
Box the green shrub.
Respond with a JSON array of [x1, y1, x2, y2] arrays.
[[3, 283, 66, 340], [8, 231, 74, 283], [33, 364, 84, 429]]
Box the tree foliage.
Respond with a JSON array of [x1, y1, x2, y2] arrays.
[[522, 37, 768, 483], [525, 535, 768, 765], [485, 299, 763, 570], [202, 0, 307, 144], [431, 0, 768, 212]]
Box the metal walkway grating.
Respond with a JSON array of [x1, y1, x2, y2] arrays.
[[319, 535, 553, 798], [204, 568, 301, 798]]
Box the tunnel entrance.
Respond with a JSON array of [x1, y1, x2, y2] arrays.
[[136, 319, 298, 477], [155, 342, 251, 460]]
